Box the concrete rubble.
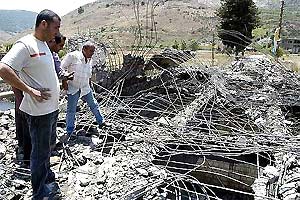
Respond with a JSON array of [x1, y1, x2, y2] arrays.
[[1, 51, 300, 199]]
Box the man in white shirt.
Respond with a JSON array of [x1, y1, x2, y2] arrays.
[[0, 9, 61, 200], [61, 41, 105, 137]]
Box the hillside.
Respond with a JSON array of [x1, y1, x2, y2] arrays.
[[1, 0, 300, 47], [259, 7, 300, 38], [0, 31, 15, 44], [59, 0, 300, 47], [2, 0, 220, 46], [60, 0, 218, 47]]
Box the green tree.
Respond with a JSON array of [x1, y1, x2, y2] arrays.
[[217, 0, 260, 55]]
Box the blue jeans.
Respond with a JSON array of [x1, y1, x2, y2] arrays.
[[66, 90, 104, 134], [25, 110, 59, 200]]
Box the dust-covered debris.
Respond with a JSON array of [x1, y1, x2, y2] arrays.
[[1, 53, 300, 199]]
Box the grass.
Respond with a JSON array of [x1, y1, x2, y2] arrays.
[[282, 54, 300, 73], [183, 50, 234, 68]]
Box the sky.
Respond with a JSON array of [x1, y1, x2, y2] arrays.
[[0, 0, 96, 16]]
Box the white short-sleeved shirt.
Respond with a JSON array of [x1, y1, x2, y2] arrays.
[[61, 50, 93, 97], [0, 34, 59, 116]]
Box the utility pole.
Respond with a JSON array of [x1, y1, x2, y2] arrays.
[[275, 0, 284, 60], [278, 0, 284, 38], [212, 32, 215, 67]]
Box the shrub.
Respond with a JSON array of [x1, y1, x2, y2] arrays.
[[268, 46, 284, 58], [190, 40, 199, 51], [275, 47, 284, 57], [180, 40, 187, 50], [5, 43, 13, 52], [78, 6, 84, 14], [172, 40, 179, 49]]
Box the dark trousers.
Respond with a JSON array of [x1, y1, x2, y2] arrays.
[[12, 87, 31, 165], [25, 110, 59, 200]]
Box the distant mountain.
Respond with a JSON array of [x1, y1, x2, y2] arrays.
[[0, 10, 36, 37]]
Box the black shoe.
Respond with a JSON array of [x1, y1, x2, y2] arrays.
[[59, 133, 76, 143]]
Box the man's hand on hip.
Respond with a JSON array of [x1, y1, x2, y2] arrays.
[[29, 88, 51, 102]]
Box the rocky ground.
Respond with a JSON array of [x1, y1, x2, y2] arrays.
[[1, 55, 300, 200], [0, 98, 171, 200]]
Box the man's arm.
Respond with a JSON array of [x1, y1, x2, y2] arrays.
[[0, 63, 51, 102], [0, 41, 51, 102], [60, 53, 73, 72], [53, 53, 74, 81], [53, 53, 63, 78], [61, 53, 76, 80]]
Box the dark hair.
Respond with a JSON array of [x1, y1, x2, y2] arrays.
[[54, 35, 66, 44], [35, 9, 61, 28]]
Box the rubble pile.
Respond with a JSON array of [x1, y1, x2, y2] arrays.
[[0, 106, 171, 199], [144, 48, 196, 70], [1, 54, 300, 199], [93, 54, 147, 95]]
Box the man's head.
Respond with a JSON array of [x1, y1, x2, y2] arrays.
[[47, 33, 66, 53], [35, 9, 61, 41], [82, 41, 95, 59]]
